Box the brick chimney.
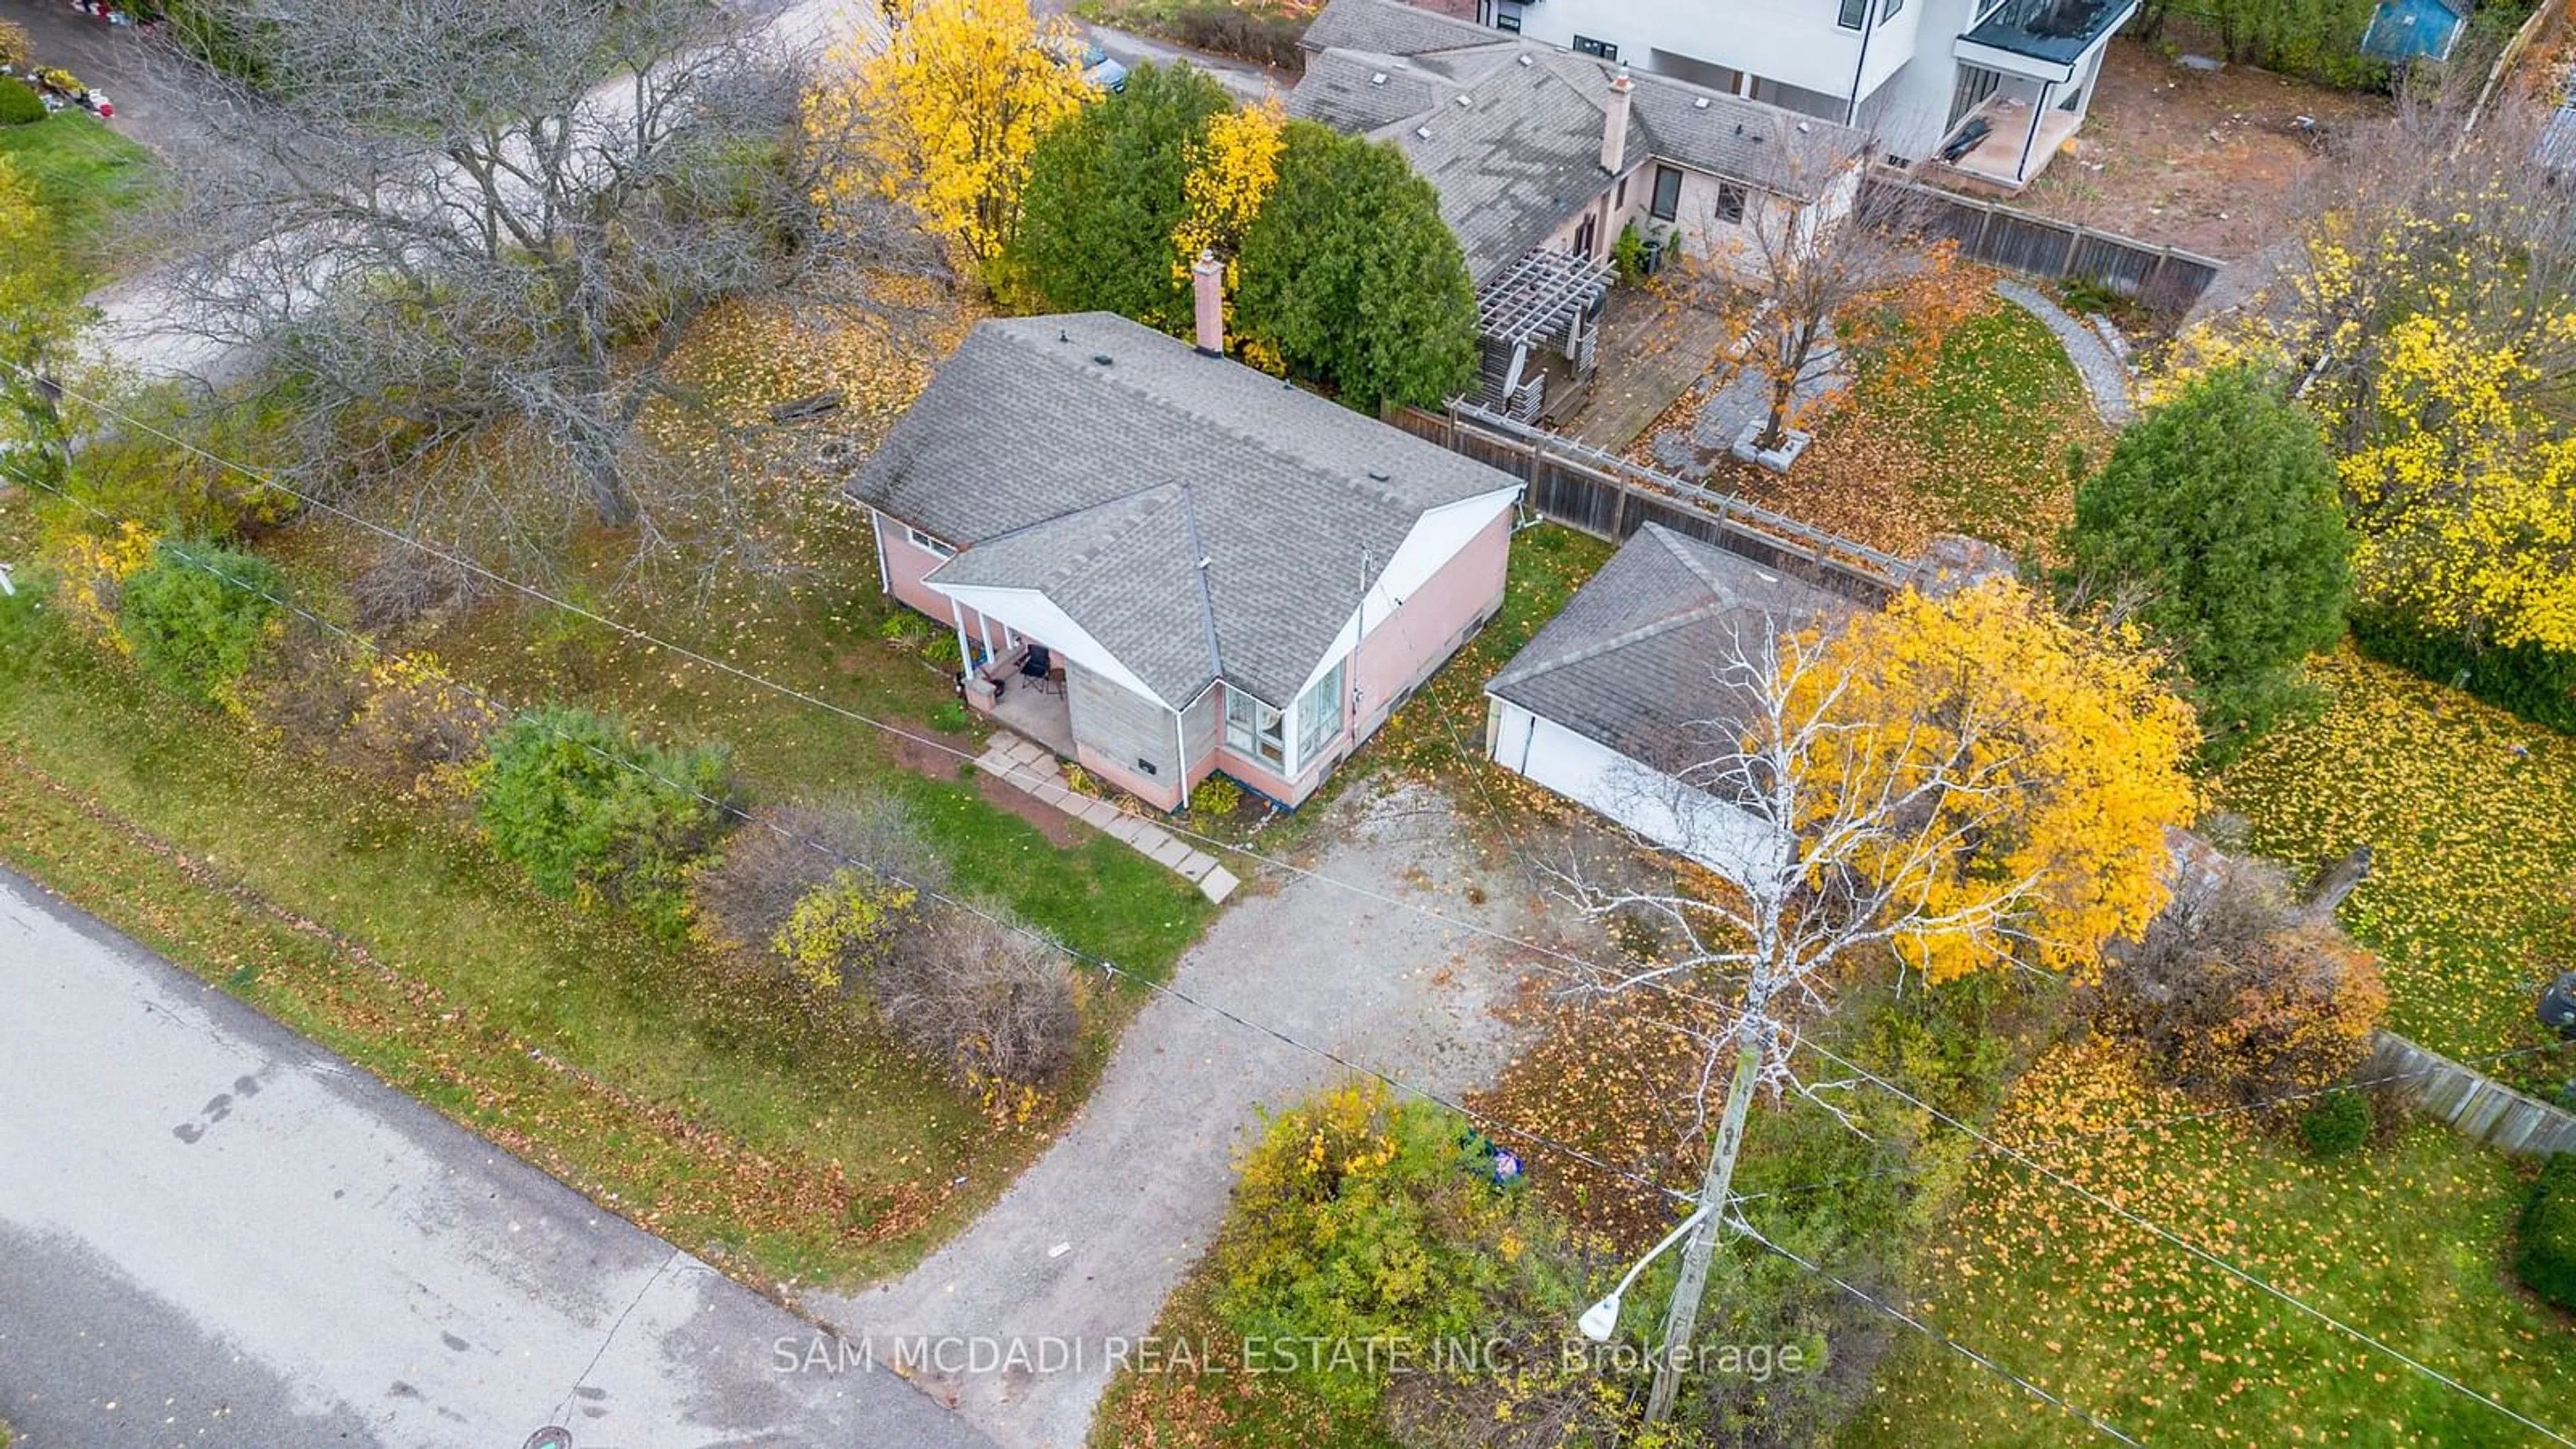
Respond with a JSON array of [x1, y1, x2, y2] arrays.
[[1601, 69, 1634, 174], [1191, 250, 1225, 356]]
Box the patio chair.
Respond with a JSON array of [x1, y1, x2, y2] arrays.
[[1939, 118, 1991, 164], [1020, 645, 1063, 696]]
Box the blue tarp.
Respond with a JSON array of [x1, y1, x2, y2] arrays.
[[2362, 0, 2465, 61]]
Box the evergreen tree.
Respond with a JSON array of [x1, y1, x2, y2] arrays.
[[2063, 365, 2352, 767], [1234, 120, 1477, 414], [1012, 62, 1234, 327]]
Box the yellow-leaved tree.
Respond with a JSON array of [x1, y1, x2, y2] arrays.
[[2161, 155, 2576, 655], [1171, 94, 1284, 288], [1563, 571, 2198, 1423], [803, 0, 1091, 264]]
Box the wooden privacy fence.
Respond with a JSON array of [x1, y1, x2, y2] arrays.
[[2363, 1030, 2576, 1157], [1389, 401, 1904, 604], [1865, 176, 2226, 311]]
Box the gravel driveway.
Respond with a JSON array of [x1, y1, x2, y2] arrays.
[[804, 783, 1544, 1448]]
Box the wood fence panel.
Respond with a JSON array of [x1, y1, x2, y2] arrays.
[[1863, 176, 2226, 309], [2363, 1030, 2576, 1158]]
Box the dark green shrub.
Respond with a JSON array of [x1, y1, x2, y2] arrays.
[[476, 705, 737, 934], [115, 540, 284, 706], [1611, 223, 1646, 287], [2516, 1153, 2576, 1312], [2298, 1090, 2371, 1159], [0, 80, 46, 127], [2349, 604, 2576, 735], [2061, 364, 2351, 767]]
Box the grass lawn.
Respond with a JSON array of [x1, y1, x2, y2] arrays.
[[0, 284, 1216, 1285], [1858, 1038, 2576, 1445], [1727, 294, 2108, 560], [1, 110, 159, 264], [2222, 649, 2576, 1078]]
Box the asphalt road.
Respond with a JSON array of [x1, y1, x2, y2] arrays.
[[0, 866, 993, 1449]]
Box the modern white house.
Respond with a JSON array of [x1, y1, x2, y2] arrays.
[[1495, 0, 2140, 190]]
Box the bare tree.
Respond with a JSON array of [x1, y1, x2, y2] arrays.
[[154, 0, 932, 534], [1682, 138, 1970, 457], [1551, 592, 2188, 1426]]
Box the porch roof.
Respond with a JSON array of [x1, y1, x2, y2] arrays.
[[1959, 0, 2139, 72], [1479, 247, 1613, 347]]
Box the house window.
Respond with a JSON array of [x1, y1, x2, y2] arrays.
[[1837, 0, 1868, 28], [1614, 176, 1627, 209], [1649, 165, 1682, 222], [1572, 34, 1618, 60], [1715, 182, 1747, 224], [1880, 0, 1902, 20], [1494, 9, 1521, 31], [1226, 686, 1286, 769], [1292, 659, 1346, 771], [904, 525, 955, 559]]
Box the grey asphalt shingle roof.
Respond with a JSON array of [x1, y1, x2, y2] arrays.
[[1487, 525, 1848, 767], [847, 312, 1522, 709], [1291, 0, 1865, 281]]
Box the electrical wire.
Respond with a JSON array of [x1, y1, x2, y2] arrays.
[[2, 388, 2153, 1444]]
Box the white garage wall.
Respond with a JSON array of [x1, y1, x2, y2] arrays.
[[1488, 698, 1778, 881]]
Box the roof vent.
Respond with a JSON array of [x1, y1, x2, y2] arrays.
[[1733, 123, 1743, 135], [1455, 93, 1472, 107], [1415, 125, 1432, 139], [1092, 353, 1114, 365], [1796, 119, 1813, 133], [1693, 96, 1709, 109], [1058, 329, 1069, 342], [1366, 468, 1391, 482], [1517, 53, 1533, 66], [1370, 70, 1387, 84]]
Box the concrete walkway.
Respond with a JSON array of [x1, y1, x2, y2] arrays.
[[1994, 278, 2137, 426], [976, 732, 1241, 904], [806, 784, 1540, 1448]]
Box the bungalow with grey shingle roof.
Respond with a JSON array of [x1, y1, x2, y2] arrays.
[[849, 309, 1525, 812], [1291, 0, 1870, 422]]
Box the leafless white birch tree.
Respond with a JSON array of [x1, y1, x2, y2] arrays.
[[1555, 611, 2070, 1426]]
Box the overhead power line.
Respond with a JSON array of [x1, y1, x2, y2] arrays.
[[2, 379, 2151, 1444]]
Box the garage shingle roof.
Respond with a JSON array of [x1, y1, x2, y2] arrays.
[[847, 312, 1522, 708], [1487, 525, 1849, 765]]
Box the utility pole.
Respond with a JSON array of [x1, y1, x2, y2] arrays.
[[1643, 965, 1775, 1425]]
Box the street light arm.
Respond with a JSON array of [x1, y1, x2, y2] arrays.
[[1611, 1200, 1714, 1305]]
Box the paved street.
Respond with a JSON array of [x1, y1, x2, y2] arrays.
[[810, 785, 1536, 1448], [0, 867, 991, 1449]]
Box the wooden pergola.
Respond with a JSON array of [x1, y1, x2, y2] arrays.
[[1474, 247, 1615, 421]]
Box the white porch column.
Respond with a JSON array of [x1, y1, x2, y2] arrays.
[[949, 598, 973, 674]]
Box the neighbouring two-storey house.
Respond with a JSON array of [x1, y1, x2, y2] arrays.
[[1493, 0, 2137, 191], [847, 300, 1525, 813], [1292, 0, 1868, 421]]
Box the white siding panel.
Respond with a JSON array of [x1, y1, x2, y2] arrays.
[[1487, 700, 1778, 881]]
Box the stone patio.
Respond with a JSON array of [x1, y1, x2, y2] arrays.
[[973, 732, 1242, 904]]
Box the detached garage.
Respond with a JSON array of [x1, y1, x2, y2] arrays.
[[1483, 525, 1849, 879]]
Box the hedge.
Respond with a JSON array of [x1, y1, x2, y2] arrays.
[[2349, 606, 2576, 736], [2516, 1152, 2576, 1312]]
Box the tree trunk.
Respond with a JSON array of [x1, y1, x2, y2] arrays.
[[1759, 325, 1815, 453], [1643, 1010, 1767, 1425], [574, 432, 639, 528]]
